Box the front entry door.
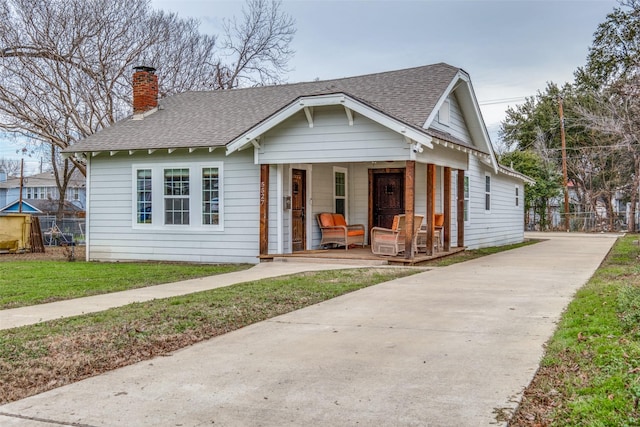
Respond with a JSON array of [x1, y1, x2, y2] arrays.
[[371, 170, 405, 229], [291, 169, 306, 252]]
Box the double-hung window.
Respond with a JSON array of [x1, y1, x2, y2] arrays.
[[164, 168, 190, 225], [136, 169, 152, 224], [133, 163, 223, 230], [202, 167, 220, 225], [333, 167, 347, 217]]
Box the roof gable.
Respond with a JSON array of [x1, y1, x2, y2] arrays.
[[422, 70, 498, 172], [0, 200, 40, 213], [226, 93, 435, 155]]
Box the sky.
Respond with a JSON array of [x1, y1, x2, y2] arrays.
[[0, 0, 620, 173]]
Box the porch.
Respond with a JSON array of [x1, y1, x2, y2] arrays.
[[260, 245, 466, 266]]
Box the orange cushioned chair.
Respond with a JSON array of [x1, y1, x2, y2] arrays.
[[316, 213, 365, 250]]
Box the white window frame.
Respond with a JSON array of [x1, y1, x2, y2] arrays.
[[485, 173, 491, 213], [132, 162, 224, 231], [163, 167, 191, 226], [515, 185, 520, 207], [333, 166, 348, 218]]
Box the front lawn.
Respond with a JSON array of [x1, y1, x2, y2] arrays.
[[0, 262, 251, 309], [0, 267, 418, 404]]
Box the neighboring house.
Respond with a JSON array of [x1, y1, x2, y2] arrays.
[[0, 170, 86, 215], [1, 199, 84, 216], [64, 64, 533, 264]]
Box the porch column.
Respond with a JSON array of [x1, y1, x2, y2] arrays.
[[425, 163, 436, 256], [443, 166, 451, 251], [260, 164, 269, 256], [457, 169, 465, 247], [404, 160, 416, 259]]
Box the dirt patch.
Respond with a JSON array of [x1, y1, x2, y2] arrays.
[[0, 245, 86, 262]]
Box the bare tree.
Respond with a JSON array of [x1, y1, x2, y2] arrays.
[[0, 157, 19, 176], [575, 79, 640, 231], [0, 0, 295, 212], [215, 0, 296, 89]]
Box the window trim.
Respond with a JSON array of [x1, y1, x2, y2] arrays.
[[333, 166, 348, 218], [515, 185, 520, 207], [484, 173, 491, 213], [132, 162, 224, 231], [463, 173, 470, 223]]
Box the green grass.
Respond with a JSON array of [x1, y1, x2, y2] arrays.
[[512, 234, 640, 426], [0, 267, 419, 403], [0, 262, 251, 309]]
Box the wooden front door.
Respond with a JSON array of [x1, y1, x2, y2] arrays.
[[291, 169, 306, 252], [371, 169, 405, 229]]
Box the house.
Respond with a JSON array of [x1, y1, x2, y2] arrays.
[[0, 170, 86, 215], [63, 64, 533, 264]]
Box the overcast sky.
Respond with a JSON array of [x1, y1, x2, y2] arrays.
[[0, 0, 620, 173]]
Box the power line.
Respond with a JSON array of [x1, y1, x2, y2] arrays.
[[478, 96, 528, 106]]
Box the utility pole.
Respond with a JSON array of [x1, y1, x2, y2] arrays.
[[18, 158, 24, 213], [558, 96, 570, 231]]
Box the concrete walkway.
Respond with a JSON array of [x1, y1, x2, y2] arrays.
[[0, 232, 619, 426], [0, 261, 374, 330]]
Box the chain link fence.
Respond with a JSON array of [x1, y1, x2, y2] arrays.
[[38, 216, 85, 246], [527, 211, 629, 232]]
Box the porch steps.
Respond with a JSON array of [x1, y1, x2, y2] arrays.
[[270, 256, 389, 266]]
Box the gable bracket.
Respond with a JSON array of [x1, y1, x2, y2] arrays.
[[343, 106, 354, 126], [251, 137, 262, 149], [303, 107, 314, 128]]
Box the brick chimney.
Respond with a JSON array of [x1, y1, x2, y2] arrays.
[[132, 66, 158, 115]]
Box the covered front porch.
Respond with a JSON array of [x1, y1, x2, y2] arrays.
[[258, 158, 476, 263]]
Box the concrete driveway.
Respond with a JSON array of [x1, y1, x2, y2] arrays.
[[0, 232, 618, 426]]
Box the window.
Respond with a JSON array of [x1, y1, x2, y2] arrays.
[[438, 99, 450, 126], [164, 168, 190, 225], [515, 186, 520, 207], [202, 167, 219, 225], [463, 174, 470, 222], [485, 175, 491, 212], [133, 163, 223, 230], [333, 167, 347, 217], [25, 187, 51, 199], [136, 169, 152, 224]]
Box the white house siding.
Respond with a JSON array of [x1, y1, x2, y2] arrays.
[[258, 106, 410, 164], [87, 149, 261, 264], [430, 93, 473, 145], [463, 156, 524, 249]]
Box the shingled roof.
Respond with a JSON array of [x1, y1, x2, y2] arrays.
[[67, 63, 465, 153]]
